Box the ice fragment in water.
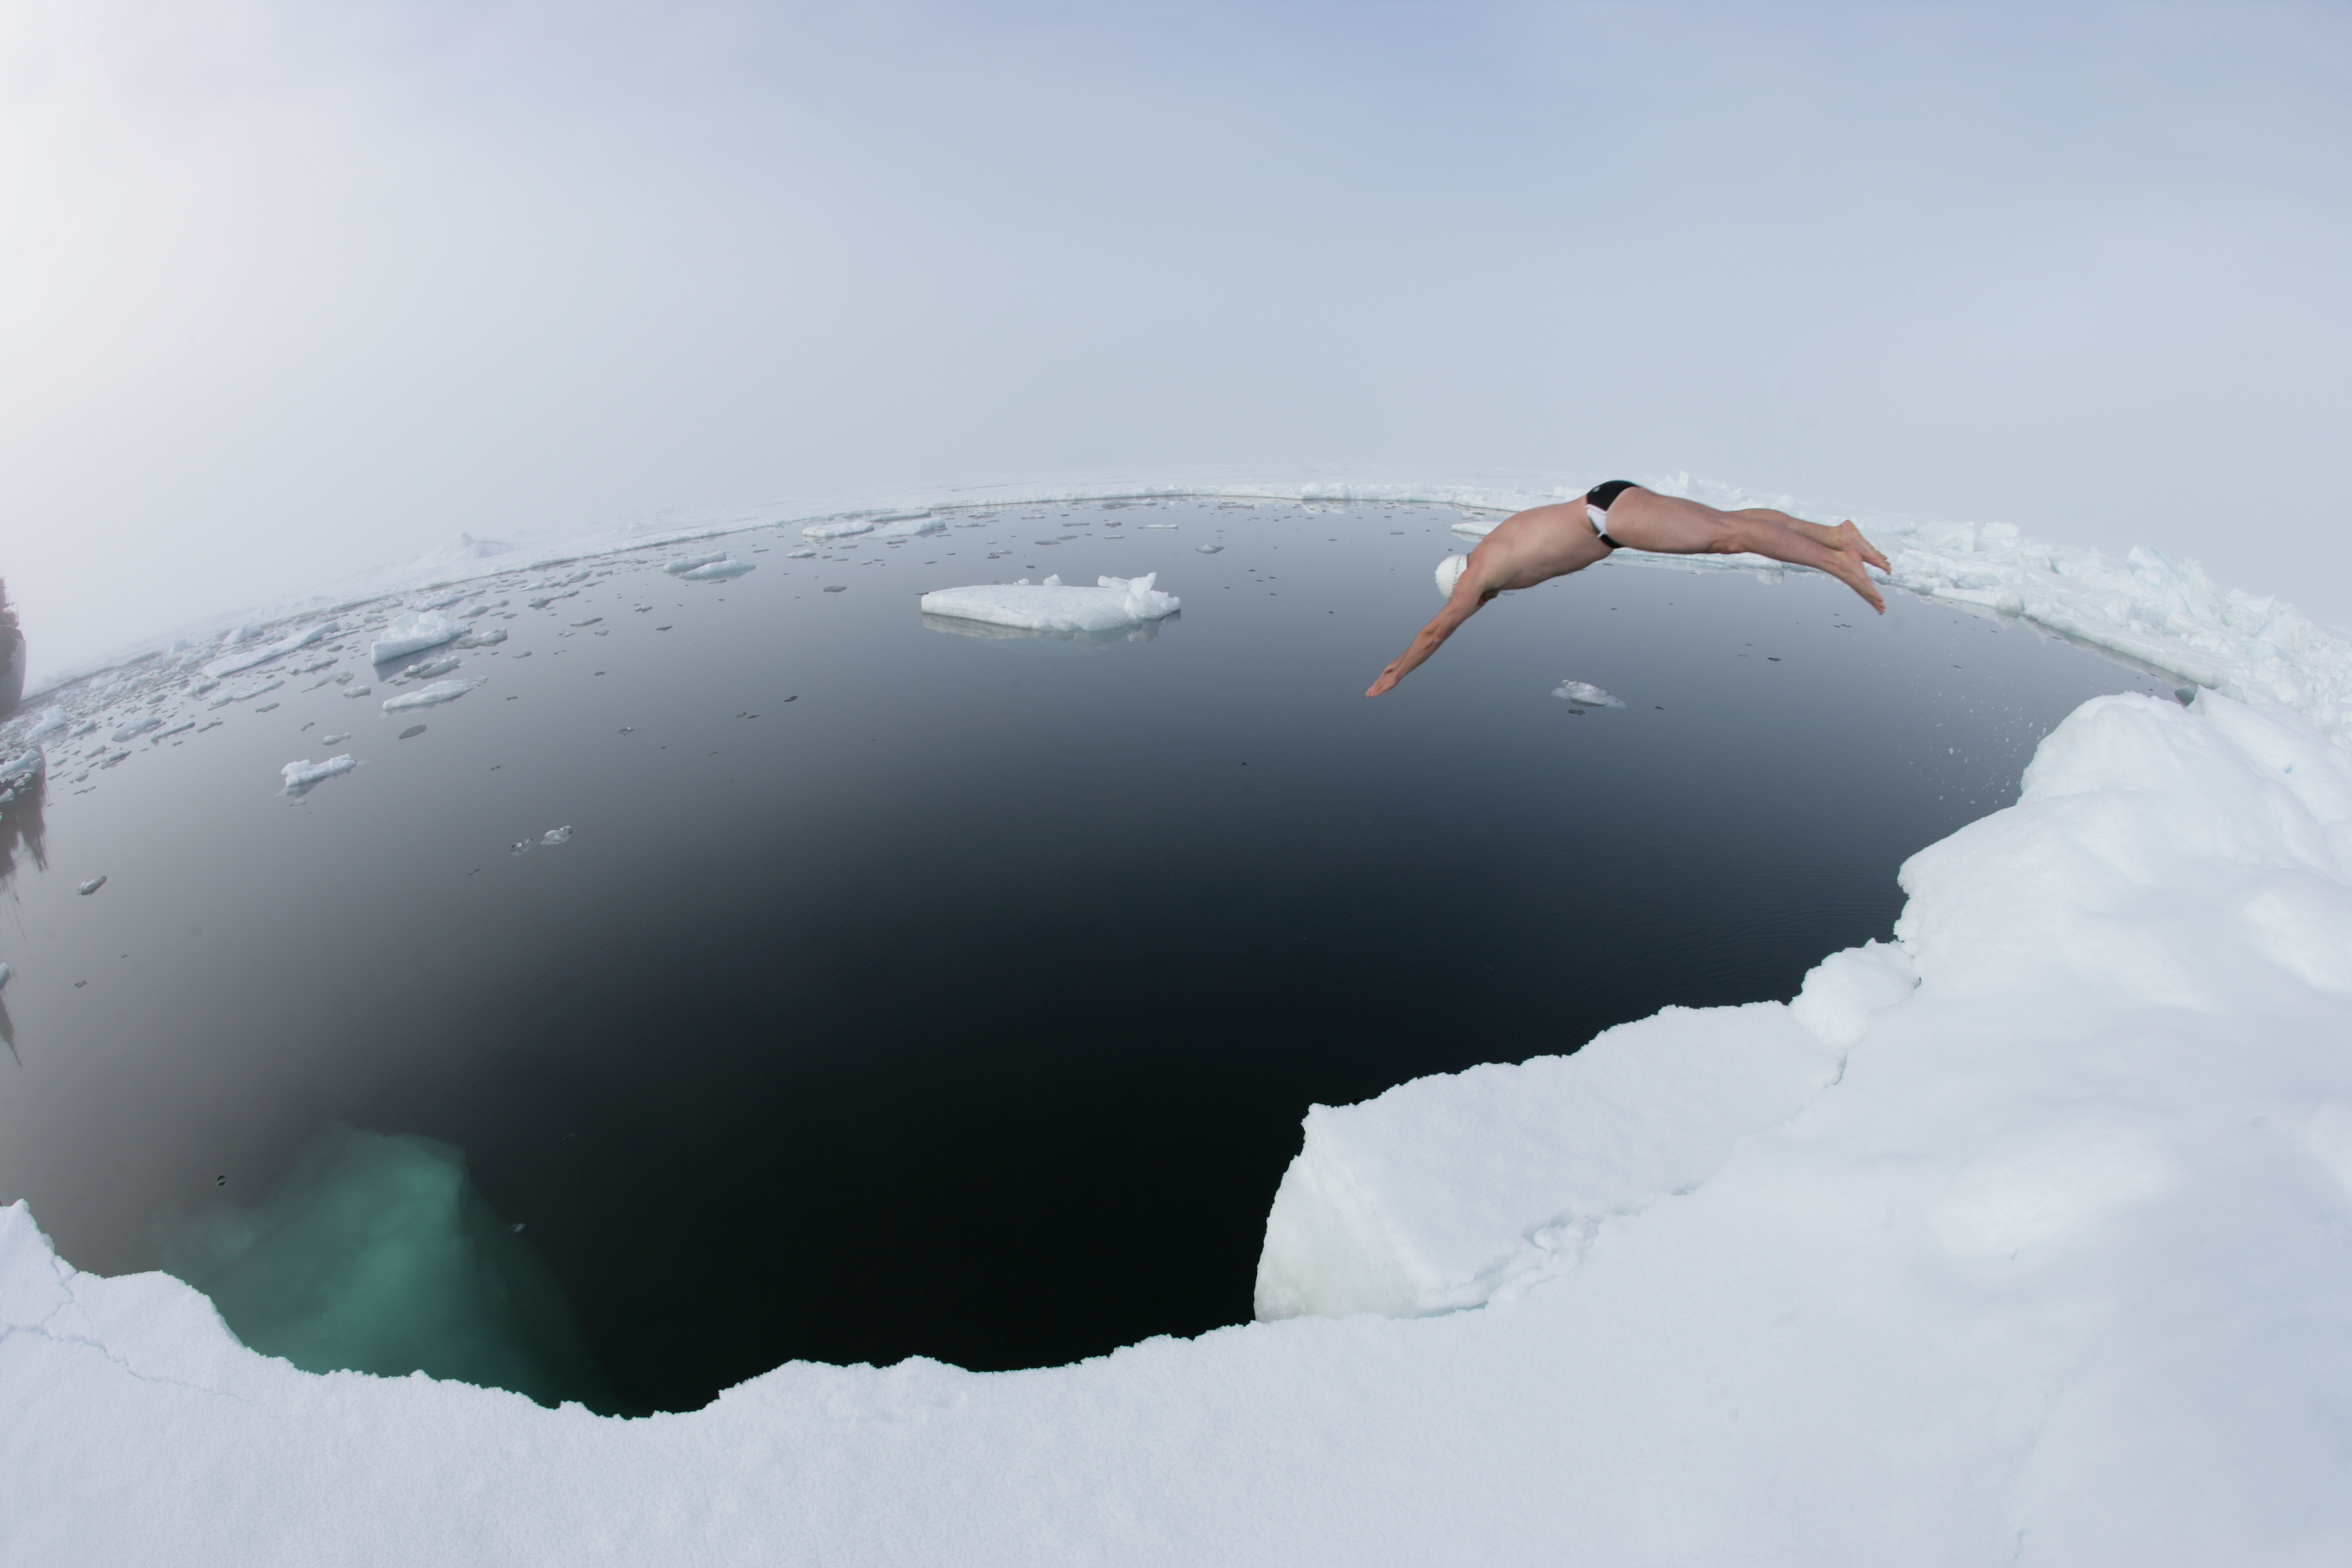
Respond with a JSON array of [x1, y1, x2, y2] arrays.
[[678, 560, 754, 581], [78, 875, 106, 895], [664, 551, 729, 574], [1197, 544, 1223, 554], [109, 717, 163, 743], [1142, 523, 1179, 530], [343, 686, 373, 698], [785, 547, 817, 559], [22, 707, 68, 742], [370, 610, 466, 665], [456, 628, 507, 647], [68, 720, 98, 739], [802, 519, 874, 541], [383, 679, 482, 712], [208, 678, 284, 709], [869, 514, 943, 539], [203, 620, 340, 679], [1, 749, 46, 785], [154, 720, 195, 742], [540, 825, 572, 845], [281, 755, 359, 795], [321, 732, 350, 745], [1553, 680, 1626, 708], [400, 656, 461, 682], [919, 573, 1181, 633]]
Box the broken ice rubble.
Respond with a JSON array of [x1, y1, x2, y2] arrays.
[[203, 620, 340, 680], [280, 755, 358, 795], [382, 679, 482, 712], [918, 573, 1180, 634], [370, 611, 465, 665]]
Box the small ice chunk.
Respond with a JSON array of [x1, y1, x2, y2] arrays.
[[1197, 544, 1224, 554], [371, 611, 464, 664], [540, 825, 572, 845], [0, 749, 43, 784], [202, 619, 340, 679], [400, 656, 461, 682], [208, 678, 285, 709], [869, 514, 943, 539], [23, 707, 68, 742], [664, 551, 731, 575], [458, 628, 509, 647], [78, 875, 106, 896], [68, 720, 99, 739], [803, 519, 874, 541], [343, 685, 373, 698], [678, 560, 754, 581], [382, 679, 482, 712], [1142, 523, 1179, 530], [280, 755, 358, 794], [154, 720, 196, 742], [919, 572, 1181, 633], [1553, 679, 1626, 708], [785, 547, 817, 560]]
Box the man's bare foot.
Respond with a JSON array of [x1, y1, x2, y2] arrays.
[[1836, 520, 1891, 574]]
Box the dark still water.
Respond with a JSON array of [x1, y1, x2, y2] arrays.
[[0, 498, 2175, 1413]]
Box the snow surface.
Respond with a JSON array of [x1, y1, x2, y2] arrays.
[[8, 482, 2352, 1562], [919, 573, 1180, 633]]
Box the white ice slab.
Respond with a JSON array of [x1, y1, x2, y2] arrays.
[[918, 573, 1180, 633], [279, 755, 357, 794], [369, 611, 464, 665], [381, 678, 482, 712], [1552, 680, 1625, 708], [202, 620, 340, 680], [677, 560, 754, 580]]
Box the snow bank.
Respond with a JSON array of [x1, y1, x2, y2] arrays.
[[919, 573, 1180, 633], [369, 611, 463, 665], [7, 689, 2349, 1562]]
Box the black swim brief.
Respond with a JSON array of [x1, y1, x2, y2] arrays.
[[1584, 480, 1637, 547]]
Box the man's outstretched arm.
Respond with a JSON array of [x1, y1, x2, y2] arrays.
[[1365, 583, 1491, 696]]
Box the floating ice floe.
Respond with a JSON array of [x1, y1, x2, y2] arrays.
[[785, 547, 816, 560], [153, 720, 196, 742], [1197, 544, 1224, 554], [540, 825, 572, 845], [399, 657, 462, 682], [870, 514, 943, 540], [802, 519, 875, 541], [319, 732, 350, 745], [918, 573, 1180, 634], [2, 749, 47, 785], [21, 707, 68, 742], [663, 551, 730, 575], [342, 686, 372, 699], [202, 620, 340, 680], [208, 678, 284, 709], [382, 679, 482, 712], [1553, 680, 1625, 708], [280, 756, 358, 795], [677, 560, 755, 581], [369, 611, 465, 665], [76, 875, 105, 895], [457, 628, 508, 647]]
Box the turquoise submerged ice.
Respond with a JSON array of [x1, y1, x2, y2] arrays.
[[154, 1125, 611, 1412], [7, 481, 2352, 1564]]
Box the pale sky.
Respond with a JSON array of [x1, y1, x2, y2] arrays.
[[6, 0, 2348, 682]]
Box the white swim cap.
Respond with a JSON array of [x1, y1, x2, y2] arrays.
[[1435, 554, 1468, 598]]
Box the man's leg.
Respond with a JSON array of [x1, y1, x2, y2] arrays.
[[1604, 491, 1886, 613], [1730, 508, 1891, 573]]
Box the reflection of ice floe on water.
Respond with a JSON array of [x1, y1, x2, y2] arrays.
[[919, 572, 1180, 635], [920, 611, 1171, 648], [155, 1124, 613, 1412], [382, 678, 482, 712], [1553, 680, 1625, 708], [280, 755, 358, 795]]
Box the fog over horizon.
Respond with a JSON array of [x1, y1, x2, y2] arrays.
[[6, 0, 2348, 686]]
